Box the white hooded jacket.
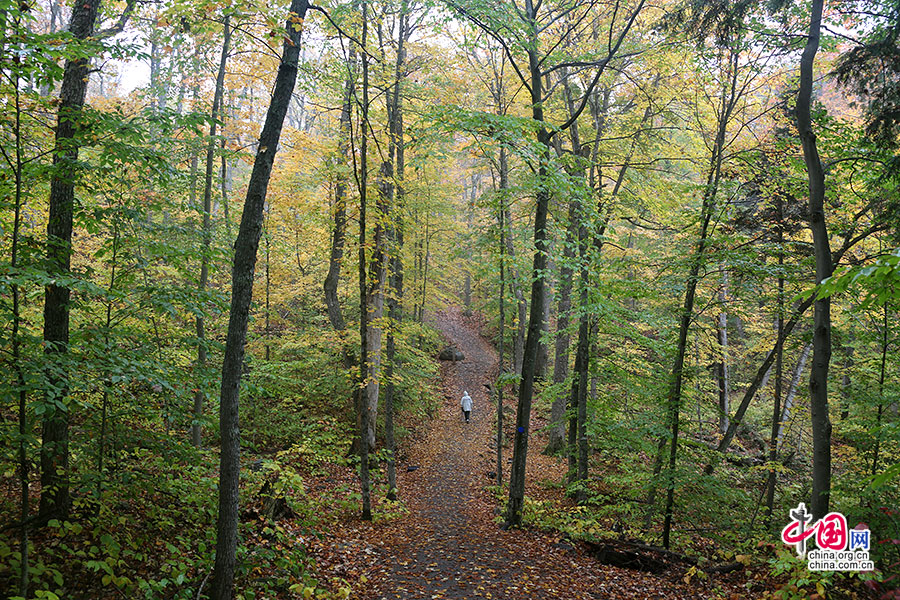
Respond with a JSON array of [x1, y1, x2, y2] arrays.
[[460, 392, 473, 412]]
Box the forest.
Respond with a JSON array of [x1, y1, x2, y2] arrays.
[[1, 0, 899, 598]]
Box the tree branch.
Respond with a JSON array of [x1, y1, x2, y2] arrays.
[[95, 0, 138, 39]]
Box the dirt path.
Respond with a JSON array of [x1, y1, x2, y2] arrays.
[[361, 306, 739, 600], [363, 308, 606, 599]]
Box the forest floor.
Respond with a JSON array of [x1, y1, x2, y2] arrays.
[[334, 306, 759, 600]]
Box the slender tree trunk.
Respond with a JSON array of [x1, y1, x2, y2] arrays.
[[871, 303, 888, 476], [839, 340, 853, 420], [40, 0, 103, 520], [265, 228, 271, 361], [193, 16, 231, 447], [324, 47, 356, 332], [534, 270, 552, 380], [357, 0, 373, 522], [10, 61, 30, 597], [571, 215, 590, 502], [765, 209, 785, 527], [506, 9, 552, 524], [498, 151, 526, 378], [777, 341, 812, 451], [661, 47, 739, 549], [497, 180, 506, 485], [366, 192, 386, 453], [97, 222, 120, 499], [716, 272, 730, 435], [463, 177, 474, 309], [382, 3, 409, 502], [546, 201, 576, 455], [796, 0, 832, 520], [209, 2, 309, 597], [222, 132, 231, 238], [501, 166, 526, 376]]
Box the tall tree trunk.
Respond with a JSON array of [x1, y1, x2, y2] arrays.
[[40, 0, 103, 520], [497, 178, 507, 485], [871, 303, 888, 476], [505, 5, 553, 525], [193, 16, 231, 447], [495, 152, 525, 378], [382, 2, 409, 502], [504, 0, 644, 526], [324, 47, 356, 332], [776, 341, 812, 451], [839, 340, 853, 420], [209, 2, 309, 597], [463, 176, 475, 309], [796, 0, 832, 520], [501, 150, 526, 377], [265, 227, 271, 361], [765, 208, 785, 527], [546, 201, 576, 455], [661, 46, 739, 549], [357, 0, 373, 522], [534, 268, 552, 380], [9, 55, 30, 596], [571, 215, 590, 502], [716, 272, 730, 435]]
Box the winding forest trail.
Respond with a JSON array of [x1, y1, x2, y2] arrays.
[[361, 306, 727, 600]]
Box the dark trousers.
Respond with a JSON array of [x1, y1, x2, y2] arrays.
[[463, 409, 470, 422]]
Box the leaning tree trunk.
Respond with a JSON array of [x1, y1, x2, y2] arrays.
[[210, 2, 309, 597], [660, 46, 739, 550], [40, 0, 103, 520], [193, 16, 231, 448], [764, 204, 785, 527], [777, 341, 812, 451], [324, 46, 356, 332], [795, 0, 832, 521]]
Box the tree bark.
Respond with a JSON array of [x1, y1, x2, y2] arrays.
[[40, 0, 104, 520], [796, 0, 832, 520], [209, 2, 309, 597]]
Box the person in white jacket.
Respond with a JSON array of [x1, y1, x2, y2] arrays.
[[460, 391, 473, 423]]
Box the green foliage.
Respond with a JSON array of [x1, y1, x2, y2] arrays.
[[820, 248, 900, 307]]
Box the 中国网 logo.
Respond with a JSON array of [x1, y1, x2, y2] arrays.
[[781, 502, 874, 571]]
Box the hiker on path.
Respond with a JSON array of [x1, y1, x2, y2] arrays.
[[460, 391, 473, 423]]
